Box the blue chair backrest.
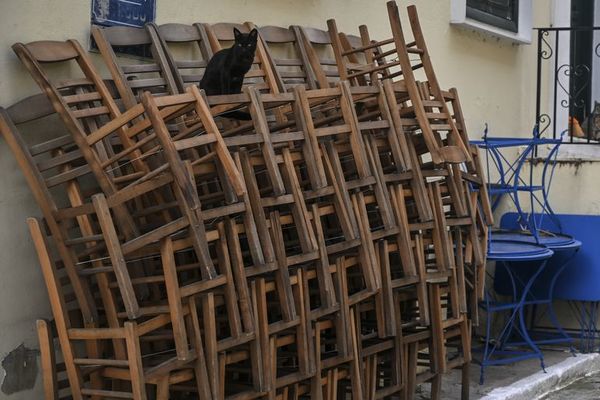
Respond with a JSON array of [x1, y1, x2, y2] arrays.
[[501, 212, 598, 301]]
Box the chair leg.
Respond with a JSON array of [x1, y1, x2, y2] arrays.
[[461, 362, 471, 400], [156, 376, 169, 400], [430, 374, 442, 400]]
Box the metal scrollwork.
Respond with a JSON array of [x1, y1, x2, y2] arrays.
[[539, 30, 553, 60], [557, 64, 591, 109], [537, 114, 551, 136], [595, 42, 600, 58]]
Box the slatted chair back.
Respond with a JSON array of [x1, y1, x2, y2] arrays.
[[294, 26, 341, 89], [327, 18, 400, 87], [12, 39, 151, 203], [203, 21, 281, 94], [30, 218, 215, 400], [0, 95, 103, 325], [36, 244, 89, 400], [91, 25, 179, 109], [1, 89, 253, 344], [28, 217, 148, 400], [1, 99, 188, 371], [391, 2, 473, 166], [327, 2, 472, 166], [0, 96, 183, 328], [258, 25, 316, 91], [16, 54, 248, 284], [148, 22, 214, 94]]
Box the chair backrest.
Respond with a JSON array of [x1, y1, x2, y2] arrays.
[[203, 22, 281, 93], [91, 25, 179, 110], [294, 25, 342, 89], [0, 96, 101, 324], [258, 25, 316, 91], [12, 39, 142, 197], [28, 218, 149, 400], [148, 22, 214, 94]]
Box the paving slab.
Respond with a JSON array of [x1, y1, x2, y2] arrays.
[[416, 349, 599, 399], [541, 371, 600, 400]]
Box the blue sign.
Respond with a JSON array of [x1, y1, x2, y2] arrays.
[[92, 0, 156, 28]]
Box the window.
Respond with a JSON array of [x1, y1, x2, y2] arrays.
[[451, 0, 532, 44], [466, 0, 519, 33]]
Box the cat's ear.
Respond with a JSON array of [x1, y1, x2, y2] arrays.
[[249, 28, 258, 41], [233, 27, 242, 40]]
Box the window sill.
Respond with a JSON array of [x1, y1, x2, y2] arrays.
[[450, 18, 532, 45], [450, 0, 532, 45], [532, 142, 600, 162]]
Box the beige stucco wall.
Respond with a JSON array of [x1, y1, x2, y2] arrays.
[[0, 0, 581, 398]]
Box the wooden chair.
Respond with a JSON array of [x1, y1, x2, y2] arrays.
[[1, 89, 256, 363], [91, 25, 179, 109], [148, 22, 214, 94], [28, 217, 211, 400], [12, 41, 254, 279], [203, 22, 281, 94], [0, 95, 100, 328], [293, 26, 342, 89], [327, 1, 472, 166], [258, 25, 317, 91], [37, 319, 65, 400]]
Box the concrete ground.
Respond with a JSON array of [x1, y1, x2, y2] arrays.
[[416, 348, 599, 400], [541, 372, 600, 399]]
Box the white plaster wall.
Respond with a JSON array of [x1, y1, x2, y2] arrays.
[[0, 0, 566, 398]]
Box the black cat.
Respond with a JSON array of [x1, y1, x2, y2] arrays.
[[200, 28, 258, 118]]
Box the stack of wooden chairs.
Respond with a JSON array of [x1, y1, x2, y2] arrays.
[[0, 2, 492, 399]]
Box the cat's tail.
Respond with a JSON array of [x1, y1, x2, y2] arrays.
[[217, 110, 252, 120]]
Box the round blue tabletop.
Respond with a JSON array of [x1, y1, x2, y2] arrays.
[[491, 230, 582, 251], [487, 239, 554, 261]]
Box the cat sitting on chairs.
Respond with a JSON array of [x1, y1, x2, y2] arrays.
[[200, 27, 258, 120]]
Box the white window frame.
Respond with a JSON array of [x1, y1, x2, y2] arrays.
[[450, 0, 533, 44]]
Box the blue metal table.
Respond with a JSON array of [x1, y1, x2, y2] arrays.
[[477, 239, 554, 384], [470, 129, 564, 243], [493, 230, 582, 353]]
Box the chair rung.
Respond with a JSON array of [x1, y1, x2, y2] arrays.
[[407, 47, 424, 54], [80, 388, 133, 399], [72, 106, 109, 119], [63, 92, 102, 104], [341, 37, 394, 56], [374, 48, 397, 60], [74, 358, 129, 367], [64, 234, 104, 245], [347, 61, 401, 80]]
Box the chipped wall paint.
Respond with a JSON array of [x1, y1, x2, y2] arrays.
[[0, 345, 38, 395]]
